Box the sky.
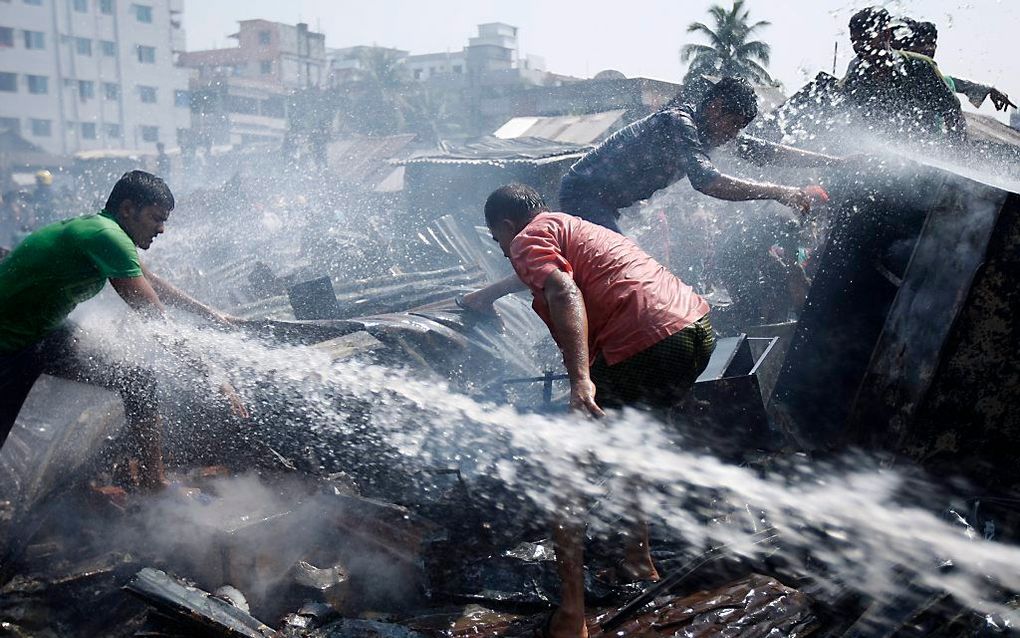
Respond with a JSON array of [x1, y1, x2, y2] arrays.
[[183, 0, 1020, 122]]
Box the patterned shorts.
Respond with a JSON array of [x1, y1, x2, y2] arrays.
[[590, 314, 716, 414]]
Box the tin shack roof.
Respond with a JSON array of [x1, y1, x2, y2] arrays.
[[404, 136, 588, 167], [492, 109, 627, 145]]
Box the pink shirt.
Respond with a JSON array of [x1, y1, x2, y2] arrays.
[[510, 211, 709, 366]]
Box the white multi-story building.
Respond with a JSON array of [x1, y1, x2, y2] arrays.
[[178, 20, 326, 148], [0, 0, 191, 156], [180, 20, 326, 90], [403, 23, 548, 87]]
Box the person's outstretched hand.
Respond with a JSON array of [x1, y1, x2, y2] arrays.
[[990, 88, 1016, 112], [457, 290, 498, 316], [569, 378, 605, 418], [780, 185, 830, 215]]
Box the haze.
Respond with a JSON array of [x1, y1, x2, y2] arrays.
[[184, 0, 1020, 122]]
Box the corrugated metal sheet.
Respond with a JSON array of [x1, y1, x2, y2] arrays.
[[492, 110, 627, 145], [326, 134, 418, 188], [404, 136, 588, 166], [964, 112, 1020, 147]]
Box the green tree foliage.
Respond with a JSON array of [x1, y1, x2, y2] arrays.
[[681, 1, 774, 85]]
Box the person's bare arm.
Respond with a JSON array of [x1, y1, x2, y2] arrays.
[[738, 136, 844, 168], [696, 174, 821, 215], [542, 270, 604, 417], [141, 263, 233, 325], [110, 274, 249, 419], [460, 274, 528, 314], [110, 275, 167, 317]]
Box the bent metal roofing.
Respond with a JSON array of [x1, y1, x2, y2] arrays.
[[403, 136, 589, 166]]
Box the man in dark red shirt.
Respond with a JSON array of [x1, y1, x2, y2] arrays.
[[485, 183, 715, 637]]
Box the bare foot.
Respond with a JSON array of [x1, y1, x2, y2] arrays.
[[620, 549, 660, 583], [546, 607, 588, 638]]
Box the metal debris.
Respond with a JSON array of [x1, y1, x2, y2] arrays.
[[124, 568, 278, 638]]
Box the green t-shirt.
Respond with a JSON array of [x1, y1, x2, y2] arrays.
[[0, 210, 142, 354]]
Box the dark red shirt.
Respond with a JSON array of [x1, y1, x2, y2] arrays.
[[510, 211, 709, 365]]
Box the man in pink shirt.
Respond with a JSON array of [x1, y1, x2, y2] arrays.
[[484, 184, 715, 637], [487, 183, 715, 418]]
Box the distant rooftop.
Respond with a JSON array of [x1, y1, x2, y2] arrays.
[[492, 110, 627, 145]]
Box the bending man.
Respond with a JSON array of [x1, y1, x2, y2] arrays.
[[0, 170, 247, 490], [461, 77, 836, 313], [485, 184, 715, 638]]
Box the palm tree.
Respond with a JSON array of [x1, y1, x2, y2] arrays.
[[354, 48, 411, 134], [358, 47, 410, 88], [681, 1, 773, 85]]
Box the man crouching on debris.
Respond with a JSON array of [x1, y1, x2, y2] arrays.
[[460, 76, 836, 314], [485, 184, 714, 638], [0, 170, 248, 490]]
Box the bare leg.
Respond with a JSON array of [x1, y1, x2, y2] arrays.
[[41, 324, 165, 491], [550, 519, 588, 638], [130, 413, 166, 491], [620, 517, 660, 582]]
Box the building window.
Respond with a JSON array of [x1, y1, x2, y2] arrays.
[[136, 44, 155, 63], [453, 64, 463, 73], [226, 94, 257, 114], [258, 30, 271, 45], [73, 0, 87, 12], [26, 74, 47, 94], [260, 60, 272, 74], [0, 27, 13, 48], [78, 80, 94, 99], [23, 0, 43, 5], [105, 123, 120, 138], [101, 40, 116, 56], [133, 4, 151, 22], [0, 72, 15, 92], [24, 30, 45, 49], [0, 117, 19, 133], [173, 89, 189, 107], [75, 37, 92, 56], [138, 85, 156, 103], [140, 125, 158, 142], [103, 81, 119, 99], [99, 0, 113, 13], [30, 119, 51, 136], [260, 96, 284, 118], [413, 69, 422, 80], [81, 122, 97, 139]]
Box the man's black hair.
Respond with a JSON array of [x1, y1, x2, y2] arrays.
[[892, 17, 937, 52], [849, 6, 891, 37], [104, 170, 174, 213], [891, 16, 919, 49], [915, 21, 938, 45], [484, 183, 548, 228], [699, 76, 758, 122]]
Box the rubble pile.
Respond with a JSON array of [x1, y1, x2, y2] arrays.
[[0, 461, 815, 638]]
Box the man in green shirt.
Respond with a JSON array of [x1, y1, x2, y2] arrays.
[[0, 170, 247, 490], [840, 6, 966, 143], [893, 18, 1015, 113]]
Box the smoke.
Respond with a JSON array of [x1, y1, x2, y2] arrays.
[[99, 319, 1020, 628]]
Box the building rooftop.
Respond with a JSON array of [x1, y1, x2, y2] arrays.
[[492, 110, 627, 145], [965, 112, 1020, 148]]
